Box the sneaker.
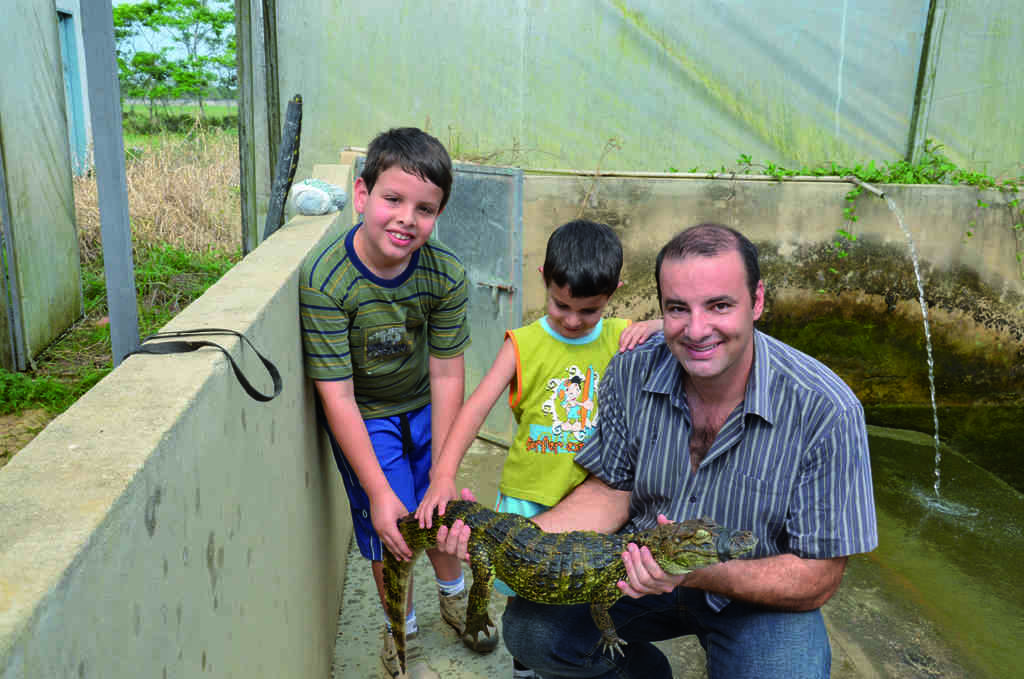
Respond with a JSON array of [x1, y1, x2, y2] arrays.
[[380, 627, 439, 679], [439, 589, 499, 654], [512, 657, 537, 678], [380, 627, 400, 678]]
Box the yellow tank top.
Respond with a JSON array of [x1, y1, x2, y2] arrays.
[[500, 316, 631, 505]]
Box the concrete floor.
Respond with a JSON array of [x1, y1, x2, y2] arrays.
[[330, 439, 973, 679]]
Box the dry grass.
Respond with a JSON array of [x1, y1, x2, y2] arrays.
[[73, 127, 242, 262], [2, 128, 244, 468]]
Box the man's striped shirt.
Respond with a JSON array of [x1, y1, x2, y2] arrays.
[[299, 224, 470, 418], [576, 329, 877, 607]]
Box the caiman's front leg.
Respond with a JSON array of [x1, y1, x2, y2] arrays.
[[590, 592, 627, 657], [463, 542, 498, 644]]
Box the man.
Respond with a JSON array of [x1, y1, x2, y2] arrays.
[[439, 223, 877, 679]]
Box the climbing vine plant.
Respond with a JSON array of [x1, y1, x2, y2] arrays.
[[724, 140, 1024, 280]]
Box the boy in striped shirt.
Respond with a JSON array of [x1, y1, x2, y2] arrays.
[[299, 127, 495, 678]]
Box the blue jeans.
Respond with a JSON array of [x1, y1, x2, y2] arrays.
[[502, 587, 830, 679]]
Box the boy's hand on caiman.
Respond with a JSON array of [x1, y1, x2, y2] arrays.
[[372, 491, 414, 561], [433, 487, 478, 562], [414, 477, 457, 529]]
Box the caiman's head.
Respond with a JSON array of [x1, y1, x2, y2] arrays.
[[648, 518, 757, 575]]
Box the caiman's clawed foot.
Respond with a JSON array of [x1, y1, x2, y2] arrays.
[[463, 612, 499, 653], [440, 590, 498, 653], [600, 636, 628, 658]]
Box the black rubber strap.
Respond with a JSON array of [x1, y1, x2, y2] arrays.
[[123, 328, 283, 402]]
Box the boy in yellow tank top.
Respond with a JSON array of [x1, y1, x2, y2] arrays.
[[413, 219, 661, 679]]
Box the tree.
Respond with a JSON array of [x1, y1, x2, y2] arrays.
[[122, 50, 175, 121], [113, 0, 235, 118], [114, 1, 173, 121]]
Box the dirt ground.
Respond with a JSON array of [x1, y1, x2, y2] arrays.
[[0, 408, 52, 469]]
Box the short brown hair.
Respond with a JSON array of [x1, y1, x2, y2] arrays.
[[361, 127, 453, 211], [655, 224, 761, 305]]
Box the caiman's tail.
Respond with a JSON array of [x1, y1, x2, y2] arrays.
[[382, 551, 416, 675]]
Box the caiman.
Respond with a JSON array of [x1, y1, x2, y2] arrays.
[[382, 500, 757, 675]]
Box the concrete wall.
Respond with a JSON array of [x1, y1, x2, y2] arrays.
[[0, 168, 354, 678], [520, 172, 1024, 333]]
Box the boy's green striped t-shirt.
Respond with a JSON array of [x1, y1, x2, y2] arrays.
[[299, 224, 470, 418]]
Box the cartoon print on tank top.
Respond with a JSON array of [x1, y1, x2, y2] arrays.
[[526, 364, 599, 454]]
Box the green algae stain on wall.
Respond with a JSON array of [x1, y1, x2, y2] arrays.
[[754, 230, 1024, 492], [759, 286, 1024, 494]]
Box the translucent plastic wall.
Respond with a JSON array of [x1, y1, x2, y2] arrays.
[[238, 0, 1023, 238], [925, 0, 1023, 179]]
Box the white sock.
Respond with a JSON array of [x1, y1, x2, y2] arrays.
[[436, 573, 465, 597], [405, 610, 418, 635], [384, 607, 418, 636]]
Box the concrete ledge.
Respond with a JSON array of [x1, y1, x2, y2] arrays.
[[520, 176, 1024, 320], [0, 169, 353, 678]]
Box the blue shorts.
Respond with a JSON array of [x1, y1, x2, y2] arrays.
[[324, 402, 433, 561]]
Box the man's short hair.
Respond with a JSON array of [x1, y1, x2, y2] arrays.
[[361, 127, 454, 211], [655, 223, 761, 305], [543, 220, 623, 298]]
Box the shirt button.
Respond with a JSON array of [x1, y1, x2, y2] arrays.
[[689, 495, 697, 504]]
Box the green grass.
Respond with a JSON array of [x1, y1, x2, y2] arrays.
[[121, 102, 238, 145], [131, 243, 240, 335], [0, 369, 99, 416], [123, 102, 238, 119], [123, 127, 237, 152], [3, 243, 240, 418]]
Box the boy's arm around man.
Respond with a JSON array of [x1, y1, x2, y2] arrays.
[[437, 337, 860, 614]]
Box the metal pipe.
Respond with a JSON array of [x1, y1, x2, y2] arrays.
[[843, 175, 886, 198]]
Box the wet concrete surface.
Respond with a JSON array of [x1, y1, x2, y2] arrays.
[[331, 438, 986, 678]]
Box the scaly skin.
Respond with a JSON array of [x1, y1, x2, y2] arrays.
[[382, 500, 757, 675]]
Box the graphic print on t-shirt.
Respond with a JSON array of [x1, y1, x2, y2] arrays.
[[526, 364, 599, 454], [364, 324, 412, 362]]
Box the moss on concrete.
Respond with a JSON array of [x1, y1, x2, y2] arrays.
[[761, 291, 1024, 404], [757, 236, 1024, 492], [758, 236, 1024, 343]]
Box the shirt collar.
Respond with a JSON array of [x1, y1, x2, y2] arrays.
[[744, 330, 774, 425], [641, 330, 775, 425], [539, 316, 604, 344], [641, 337, 688, 411]]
